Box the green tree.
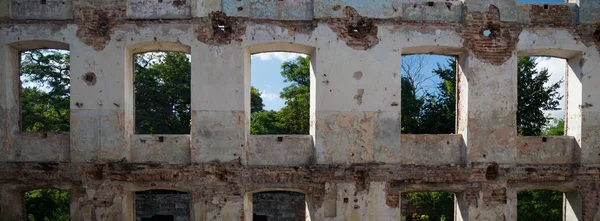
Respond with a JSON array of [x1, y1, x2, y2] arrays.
[[542, 118, 565, 136], [251, 86, 264, 114], [134, 52, 191, 134], [250, 56, 310, 135], [20, 49, 70, 132], [404, 192, 454, 221], [251, 110, 283, 135], [401, 76, 424, 133], [418, 60, 456, 134], [25, 189, 70, 221], [517, 57, 563, 136], [517, 190, 562, 221]]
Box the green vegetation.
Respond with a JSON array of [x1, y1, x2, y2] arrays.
[[517, 190, 563, 221], [20, 49, 70, 132], [250, 56, 310, 135], [403, 192, 454, 221], [25, 189, 70, 221], [134, 52, 191, 134]]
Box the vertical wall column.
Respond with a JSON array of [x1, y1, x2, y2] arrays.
[[69, 41, 128, 162], [566, 47, 600, 164], [191, 43, 245, 163], [0, 44, 16, 160], [458, 52, 518, 163], [0, 185, 24, 221], [313, 39, 401, 164]]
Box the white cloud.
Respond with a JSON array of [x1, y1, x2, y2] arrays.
[[251, 52, 306, 62], [260, 90, 282, 102], [535, 57, 566, 120]]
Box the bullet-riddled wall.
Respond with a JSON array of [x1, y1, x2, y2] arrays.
[[1, 0, 600, 220]]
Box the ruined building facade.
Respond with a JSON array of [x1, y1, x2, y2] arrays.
[[1, 0, 600, 220]]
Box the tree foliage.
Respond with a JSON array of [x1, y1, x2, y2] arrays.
[[517, 190, 562, 221], [404, 192, 454, 221], [25, 189, 70, 221], [517, 57, 563, 136], [20, 49, 70, 132], [250, 56, 310, 135], [134, 52, 191, 134], [251, 86, 264, 114]]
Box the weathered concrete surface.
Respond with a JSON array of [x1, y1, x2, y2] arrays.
[[131, 134, 191, 164], [127, 0, 191, 19], [247, 135, 314, 166], [2, 0, 600, 220], [12, 0, 73, 20]]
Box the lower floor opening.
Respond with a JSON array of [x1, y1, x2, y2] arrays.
[[517, 190, 562, 221], [25, 188, 70, 221], [400, 191, 455, 221], [135, 189, 190, 221], [251, 191, 310, 221]]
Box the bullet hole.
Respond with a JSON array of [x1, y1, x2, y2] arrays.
[[485, 163, 499, 180], [211, 13, 233, 40], [391, 102, 398, 107], [483, 154, 486, 158], [40, 0, 46, 4], [277, 136, 283, 142], [354, 205, 360, 209], [347, 20, 372, 39], [426, 1, 434, 7], [43, 133, 48, 138], [76, 102, 84, 108], [525, 168, 536, 173], [140, 139, 146, 143], [354, 199, 358, 203], [343, 198, 348, 203], [542, 137, 547, 142], [446, 141, 450, 145], [158, 136, 164, 142], [172, 0, 184, 7], [237, 6, 243, 11], [445, 2, 452, 10], [353, 71, 363, 80], [83, 72, 97, 86], [483, 30, 492, 37], [543, 4, 549, 10]]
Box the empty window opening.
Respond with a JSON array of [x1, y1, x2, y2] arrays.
[[25, 189, 70, 221], [252, 191, 309, 221], [20, 49, 70, 132], [517, 56, 565, 136], [401, 54, 457, 134], [250, 52, 310, 135], [517, 190, 563, 221], [133, 52, 191, 134], [400, 191, 455, 221], [135, 190, 190, 221]]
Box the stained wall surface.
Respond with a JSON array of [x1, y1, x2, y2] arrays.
[[1, 0, 600, 220]]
